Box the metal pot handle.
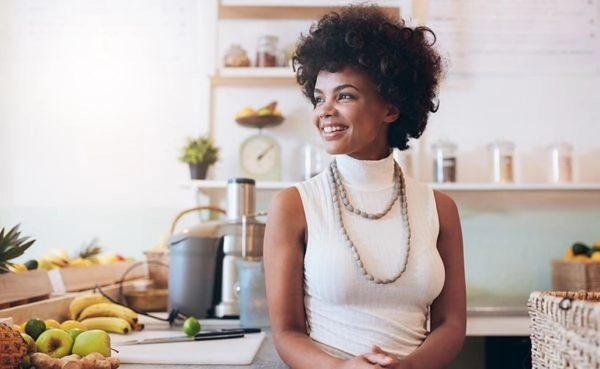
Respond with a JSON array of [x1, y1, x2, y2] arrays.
[[169, 205, 226, 235]]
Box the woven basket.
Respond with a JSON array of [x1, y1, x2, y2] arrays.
[[528, 290, 600, 369], [552, 260, 600, 291]]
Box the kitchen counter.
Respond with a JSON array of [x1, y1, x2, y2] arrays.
[[118, 305, 530, 368]]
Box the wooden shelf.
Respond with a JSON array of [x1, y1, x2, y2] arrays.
[[218, 3, 400, 20], [211, 67, 295, 86]]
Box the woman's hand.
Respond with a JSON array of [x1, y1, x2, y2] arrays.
[[338, 354, 389, 369], [362, 345, 402, 368]]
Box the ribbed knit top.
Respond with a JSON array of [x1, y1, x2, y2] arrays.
[[295, 153, 445, 358]]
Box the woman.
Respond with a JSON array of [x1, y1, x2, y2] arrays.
[[263, 4, 466, 368]]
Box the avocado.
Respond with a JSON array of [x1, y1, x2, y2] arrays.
[[23, 259, 38, 270], [571, 242, 591, 256]]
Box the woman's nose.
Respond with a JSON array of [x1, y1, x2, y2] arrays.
[[317, 101, 337, 118]]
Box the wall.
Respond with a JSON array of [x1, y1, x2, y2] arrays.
[[1, 0, 599, 304], [0, 0, 213, 259]]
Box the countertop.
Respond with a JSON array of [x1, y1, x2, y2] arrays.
[[118, 305, 530, 368]]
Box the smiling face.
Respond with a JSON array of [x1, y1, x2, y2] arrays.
[[312, 67, 399, 161]]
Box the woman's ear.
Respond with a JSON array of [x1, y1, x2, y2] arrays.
[[384, 104, 400, 123]]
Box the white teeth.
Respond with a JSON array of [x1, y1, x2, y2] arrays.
[[323, 126, 345, 133]]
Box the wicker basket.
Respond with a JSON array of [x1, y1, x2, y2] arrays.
[[528, 290, 600, 369], [551, 260, 600, 291]]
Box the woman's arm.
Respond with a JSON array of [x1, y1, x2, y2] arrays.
[[264, 188, 380, 369], [367, 190, 466, 369]]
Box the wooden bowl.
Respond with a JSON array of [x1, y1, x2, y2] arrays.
[[235, 114, 284, 128]]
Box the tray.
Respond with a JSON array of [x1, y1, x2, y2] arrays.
[[235, 115, 284, 128]]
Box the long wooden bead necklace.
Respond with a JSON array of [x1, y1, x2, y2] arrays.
[[329, 159, 411, 284]]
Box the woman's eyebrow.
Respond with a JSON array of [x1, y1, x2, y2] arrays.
[[314, 84, 359, 94]]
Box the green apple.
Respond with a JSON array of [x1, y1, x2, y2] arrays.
[[21, 333, 36, 353], [72, 329, 111, 358], [68, 328, 84, 341], [35, 328, 74, 358]]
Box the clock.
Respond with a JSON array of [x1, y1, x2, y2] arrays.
[[239, 132, 281, 181]]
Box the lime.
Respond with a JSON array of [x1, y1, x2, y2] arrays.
[[24, 318, 46, 340], [182, 316, 201, 337]]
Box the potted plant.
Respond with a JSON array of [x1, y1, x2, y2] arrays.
[[178, 135, 220, 180]]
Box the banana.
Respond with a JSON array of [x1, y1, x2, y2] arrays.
[[68, 293, 111, 320], [79, 317, 132, 334], [77, 302, 138, 326]]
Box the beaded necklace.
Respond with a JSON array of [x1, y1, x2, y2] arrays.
[[329, 158, 411, 284]]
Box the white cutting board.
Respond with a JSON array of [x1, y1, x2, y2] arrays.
[[110, 319, 265, 365]]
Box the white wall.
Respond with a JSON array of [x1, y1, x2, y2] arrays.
[[0, 0, 213, 259], [1, 0, 600, 302]]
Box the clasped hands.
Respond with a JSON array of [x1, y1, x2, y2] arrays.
[[341, 345, 404, 369]]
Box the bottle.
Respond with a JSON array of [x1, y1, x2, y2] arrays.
[[488, 140, 515, 183], [256, 35, 278, 67], [431, 140, 457, 183]]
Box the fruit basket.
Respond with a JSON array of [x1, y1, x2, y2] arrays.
[[551, 259, 600, 291], [0, 270, 53, 308], [55, 261, 146, 293], [528, 290, 600, 368], [235, 114, 284, 128]]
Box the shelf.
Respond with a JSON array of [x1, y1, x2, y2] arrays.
[[218, 3, 400, 20], [188, 180, 600, 192], [185, 180, 600, 211], [211, 67, 295, 86]]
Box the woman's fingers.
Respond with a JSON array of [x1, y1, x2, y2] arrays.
[[363, 352, 393, 366]]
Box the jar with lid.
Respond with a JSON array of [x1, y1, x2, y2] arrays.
[[547, 142, 573, 183], [224, 44, 250, 67], [256, 35, 278, 67], [488, 140, 515, 183], [431, 140, 457, 183]]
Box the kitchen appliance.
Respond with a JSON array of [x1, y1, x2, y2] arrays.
[[168, 213, 225, 319], [214, 178, 266, 318], [167, 179, 266, 319]]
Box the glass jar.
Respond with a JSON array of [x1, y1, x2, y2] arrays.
[[256, 35, 278, 67], [548, 142, 573, 183], [431, 140, 457, 183], [488, 140, 515, 183], [302, 142, 327, 180], [224, 44, 250, 67]]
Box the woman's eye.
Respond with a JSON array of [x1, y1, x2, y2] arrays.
[[339, 93, 353, 101], [313, 96, 324, 105]]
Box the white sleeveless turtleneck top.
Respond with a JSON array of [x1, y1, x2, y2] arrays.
[[295, 153, 445, 358]]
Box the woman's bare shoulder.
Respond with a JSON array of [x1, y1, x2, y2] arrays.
[[267, 186, 305, 223]]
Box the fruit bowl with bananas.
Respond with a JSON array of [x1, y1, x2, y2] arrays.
[[234, 101, 284, 128]]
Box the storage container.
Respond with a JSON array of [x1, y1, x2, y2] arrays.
[[528, 290, 600, 369]]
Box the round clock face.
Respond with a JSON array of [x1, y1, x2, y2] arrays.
[[240, 133, 281, 180]]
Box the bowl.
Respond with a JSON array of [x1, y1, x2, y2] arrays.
[[235, 114, 284, 128]]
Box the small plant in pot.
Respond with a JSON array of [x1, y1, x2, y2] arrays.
[[179, 135, 220, 180]]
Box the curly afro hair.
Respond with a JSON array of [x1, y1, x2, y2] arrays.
[[293, 4, 444, 150]]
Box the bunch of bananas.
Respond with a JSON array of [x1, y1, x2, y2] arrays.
[[68, 293, 144, 334]]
